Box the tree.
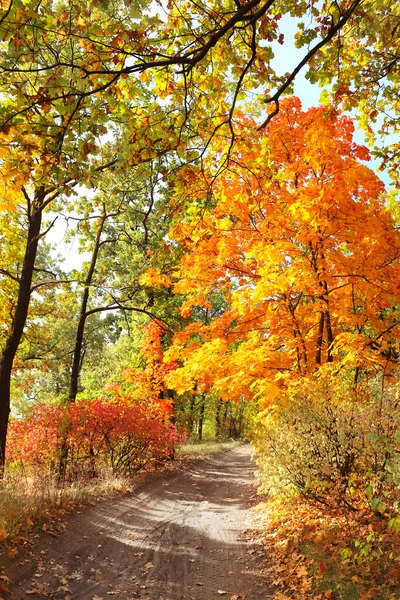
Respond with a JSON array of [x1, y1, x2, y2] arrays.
[[0, 185, 62, 467], [65, 159, 186, 401], [6, 158, 185, 409], [1, 0, 399, 466], [0, 19, 121, 465], [1, 0, 399, 176], [0, 154, 115, 469], [164, 99, 400, 405]]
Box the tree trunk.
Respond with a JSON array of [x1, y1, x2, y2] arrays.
[[59, 212, 106, 478], [198, 395, 205, 441], [0, 187, 44, 470], [237, 399, 245, 438], [325, 309, 334, 362], [221, 401, 229, 438], [69, 212, 106, 401], [215, 397, 222, 439], [315, 311, 325, 366], [188, 393, 196, 434], [166, 388, 176, 460]]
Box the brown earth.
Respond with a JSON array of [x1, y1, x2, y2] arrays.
[[2, 445, 272, 600]]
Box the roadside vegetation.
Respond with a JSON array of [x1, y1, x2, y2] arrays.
[[252, 368, 400, 600], [177, 439, 243, 458]]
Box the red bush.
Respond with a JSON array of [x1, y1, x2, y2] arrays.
[[7, 397, 186, 476]]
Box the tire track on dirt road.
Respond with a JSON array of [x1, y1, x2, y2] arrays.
[[3, 445, 272, 600]]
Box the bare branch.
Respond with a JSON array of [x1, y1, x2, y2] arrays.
[[0, 0, 12, 28], [30, 278, 77, 293]]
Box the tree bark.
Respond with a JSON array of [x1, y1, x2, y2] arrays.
[[215, 397, 222, 439], [69, 212, 106, 401], [198, 395, 206, 441], [0, 187, 44, 470], [315, 311, 325, 366], [188, 392, 196, 434]]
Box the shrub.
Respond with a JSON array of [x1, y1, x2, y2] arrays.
[[252, 366, 400, 512], [6, 397, 186, 478]]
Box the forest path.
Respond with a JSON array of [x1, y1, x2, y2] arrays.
[[4, 445, 272, 600]]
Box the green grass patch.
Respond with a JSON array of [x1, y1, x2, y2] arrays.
[[177, 439, 243, 458]]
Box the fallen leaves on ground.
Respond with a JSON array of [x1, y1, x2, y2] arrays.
[[257, 498, 400, 600], [25, 582, 56, 596]]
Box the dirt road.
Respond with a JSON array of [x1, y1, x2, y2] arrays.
[[3, 445, 271, 600]]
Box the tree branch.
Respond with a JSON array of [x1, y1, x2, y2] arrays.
[[258, 0, 362, 129]]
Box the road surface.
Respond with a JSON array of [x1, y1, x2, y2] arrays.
[[3, 445, 271, 600]]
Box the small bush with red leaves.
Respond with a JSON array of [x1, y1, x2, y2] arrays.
[[6, 397, 186, 477]]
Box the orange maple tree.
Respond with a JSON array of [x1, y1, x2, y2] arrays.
[[162, 98, 400, 404], [118, 320, 179, 416]]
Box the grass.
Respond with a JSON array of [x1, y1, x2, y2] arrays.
[[0, 469, 132, 544], [177, 438, 244, 458]]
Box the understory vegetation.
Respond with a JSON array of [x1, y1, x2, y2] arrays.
[[252, 367, 400, 599]]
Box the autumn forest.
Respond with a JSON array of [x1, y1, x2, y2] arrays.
[[0, 0, 400, 598]]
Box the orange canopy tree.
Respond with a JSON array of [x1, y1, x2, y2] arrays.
[[163, 98, 400, 404]]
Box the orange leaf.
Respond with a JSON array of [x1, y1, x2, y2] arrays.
[[318, 560, 327, 575]]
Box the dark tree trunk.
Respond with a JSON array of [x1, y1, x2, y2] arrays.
[[229, 409, 234, 438], [325, 309, 334, 362], [188, 393, 196, 434], [222, 401, 229, 437], [0, 187, 44, 470], [315, 311, 325, 366], [166, 388, 176, 460], [237, 399, 245, 438], [69, 212, 106, 401], [198, 395, 205, 441], [215, 397, 222, 439], [59, 212, 106, 478]]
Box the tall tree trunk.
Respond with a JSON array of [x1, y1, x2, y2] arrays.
[[215, 397, 222, 439], [188, 392, 196, 434], [222, 401, 229, 438], [166, 388, 176, 460], [323, 281, 334, 363], [60, 212, 106, 478], [315, 311, 325, 366], [198, 395, 205, 441], [0, 187, 44, 470], [69, 212, 106, 401], [325, 309, 334, 362], [237, 399, 245, 438]]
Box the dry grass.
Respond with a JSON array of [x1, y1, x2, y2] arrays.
[[0, 469, 131, 543]]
